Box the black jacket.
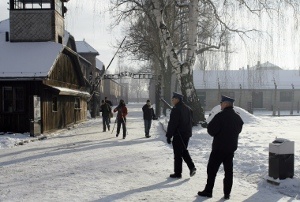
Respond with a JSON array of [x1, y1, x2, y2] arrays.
[[166, 101, 193, 139], [207, 106, 244, 152], [100, 103, 111, 117], [142, 104, 155, 120]]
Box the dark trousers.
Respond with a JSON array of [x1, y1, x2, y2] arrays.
[[172, 135, 195, 174], [144, 119, 152, 136], [117, 118, 126, 137], [102, 116, 110, 131], [205, 150, 234, 195]]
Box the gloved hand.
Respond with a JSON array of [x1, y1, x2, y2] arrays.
[[167, 137, 172, 144], [200, 121, 208, 128]]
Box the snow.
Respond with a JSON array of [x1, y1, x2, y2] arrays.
[[0, 39, 63, 78], [0, 103, 299, 201]]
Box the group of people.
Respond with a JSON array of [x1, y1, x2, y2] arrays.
[[166, 92, 244, 200], [100, 92, 244, 200], [100, 97, 128, 139], [100, 97, 157, 139]]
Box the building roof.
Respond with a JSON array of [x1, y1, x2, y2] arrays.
[[75, 40, 99, 55], [254, 61, 282, 70], [193, 68, 300, 90], [0, 33, 63, 78]]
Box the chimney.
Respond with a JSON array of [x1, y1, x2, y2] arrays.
[[257, 61, 261, 69]]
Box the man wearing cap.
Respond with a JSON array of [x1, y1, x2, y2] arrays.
[[166, 92, 197, 178], [198, 95, 244, 200], [142, 100, 156, 138]]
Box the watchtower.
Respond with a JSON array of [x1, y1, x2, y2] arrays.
[[9, 0, 69, 43]]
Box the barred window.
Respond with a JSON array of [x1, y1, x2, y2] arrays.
[[11, 0, 52, 10]]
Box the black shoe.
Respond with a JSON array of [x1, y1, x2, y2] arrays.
[[224, 195, 230, 200], [146, 135, 151, 138], [103, 130, 106, 132], [169, 173, 182, 178], [190, 167, 196, 177], [198, 190, 212, 198], [123, 136, 126, 139], [116, 134, 119, 137], [108, 127, 110, 131]]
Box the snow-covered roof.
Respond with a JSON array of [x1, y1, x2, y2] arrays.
[[0, 35, 63, 78], [45, 85, 90, 97], [193, 69, 300, 90], [0, 19, 64, 78], [252, 61, 282, 70], [75, 40, 99, 55]]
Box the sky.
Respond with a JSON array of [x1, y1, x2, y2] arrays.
[[1, 1, 300, 71], [0, 103, 300, 201]]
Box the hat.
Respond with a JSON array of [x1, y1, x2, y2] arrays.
[[172, 92, 183, 100], [146, 100, 150, 103], [220, 95, 235, 103]]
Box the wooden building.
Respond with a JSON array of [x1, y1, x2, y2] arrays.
[[194, 62, 300, 113], [0, 0, 90, 135]]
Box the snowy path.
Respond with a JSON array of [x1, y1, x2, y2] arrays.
[[0, 103, 299, 201]]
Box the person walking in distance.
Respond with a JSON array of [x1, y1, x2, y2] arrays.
[[166, 92, 196, 178], [198, 95, 244, 200], [142, 100, 156, 138], [113, 99, 128, 139], [105, 97, 113, 123], [100, 100, 111, 132]]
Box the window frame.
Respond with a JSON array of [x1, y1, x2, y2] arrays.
[[2, 86, 25, 113], [52, 96, 58, 112]]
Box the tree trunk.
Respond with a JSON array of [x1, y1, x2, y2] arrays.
[[180, 72, 205, 123], [151, 0, 205, 123]]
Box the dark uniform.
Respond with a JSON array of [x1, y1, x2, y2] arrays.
[[166, 92, 196, 178], [199, 95, 244, 199], [142, 100, 156, 138], [100, 101, 111, 132]]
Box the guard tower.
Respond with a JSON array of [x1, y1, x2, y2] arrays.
[[9, 0, 69, 43]]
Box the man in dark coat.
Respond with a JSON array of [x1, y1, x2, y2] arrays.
[[142, 100, 156, 138], [198, 95, 244, 200], [166, 92, 196, 178], [100, 100, 111, 132]]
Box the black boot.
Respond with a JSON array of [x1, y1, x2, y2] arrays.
[[198, 190, 212, 198], [169, 173, 182, 178], [224, 195, 230, 200], [190, 167, 196, 177]]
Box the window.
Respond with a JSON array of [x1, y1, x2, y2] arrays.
[[280, 91, 292, 102], [2, 86, 24, 112], [11, 0, 52, 10], [15, 87, 24, 111], [52, 96, 58, 112], [74, 97, 80, 109]]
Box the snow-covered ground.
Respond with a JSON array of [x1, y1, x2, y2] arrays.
[[0, 103, 299, 201]]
